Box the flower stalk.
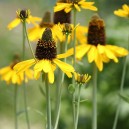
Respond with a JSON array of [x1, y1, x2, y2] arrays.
[[14, 85, 18, 129], [92, 64, 97, 129], [45, 74, 52, 129], [72, 9, 77, 129], [54, 35, 68, 129], [75, 84, 82, 129], [112, 37, 129, 129], [22, 20, 30, 129]]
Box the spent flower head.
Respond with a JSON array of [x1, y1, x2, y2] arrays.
[[7, 9, 41, 30]]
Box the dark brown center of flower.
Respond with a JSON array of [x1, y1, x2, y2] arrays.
[[35, 28, 57, 60], [87, 14, 106, 46], [10, 54, 20, 69], [54, 10, 71, 24], [39, 11, 54, 28], [19, 10, 28, 19]]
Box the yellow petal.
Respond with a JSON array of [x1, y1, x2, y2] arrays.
[[74, 4, 81, 11], [7, 18, 21, 30], [0, 67, 11, 75], [65, 6, 72, 13], [104, 46, 118, 62], [48, 70, 54, 84], [12, 71, 18, 84], [34, 70, 41, 80], [76, 44, 91, 59], [94, 50, 103, 71], [122, 4, 129, 12], [54, 3, 70, 12], [87, 45, 97, 63], [14, 59, 35, 73], [53, 59, 74, 71], [34, 60, 51, 73], [106, 45, 128, 57]]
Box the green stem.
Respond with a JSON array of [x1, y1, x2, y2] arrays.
[[23, 21, 36, 60], [72, 9, 77, 129], [112, 55, 128, 129], [45, 74, 51, 129], [75, 84, 82, 129], [92, 64, 97, 129], [14, 85, 18, 129], [54, 35, 68, 129], [22, 21, 30, 129]]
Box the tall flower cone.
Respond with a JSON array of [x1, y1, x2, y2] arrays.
[[14, 28, 74, 84], [7, 9, 41, 30], [67, 14, 128, 71]]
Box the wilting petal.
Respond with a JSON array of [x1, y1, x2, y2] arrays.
[[48, 70, 54, 84]]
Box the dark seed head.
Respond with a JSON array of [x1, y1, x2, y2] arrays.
[[19, 10, 29, 19], [87, 14, 106, 46], [39, 11, 54, 28], [54, 10, 71, 24], [35, 28, 57, 60], [10, 54, 20, 69]]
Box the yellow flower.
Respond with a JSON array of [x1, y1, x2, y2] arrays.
[[74, 72, 91, 84], [28, 11, 62, 42], [14, 28, 74, 84], [54, 0, 98, 13], [57, 23, 88, 43], [0, 56, 33, 85], [114, 4, 129, 18], [67, 14, 128, 71], [7, 9, 41, 30]]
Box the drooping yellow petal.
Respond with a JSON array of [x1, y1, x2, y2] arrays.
[[64, 6, 72, 13], [7, 18, 21, 30], [87, 45, 97, 63], [12, 71, 18, 84], [122, 4, 129, 12], [54, 3, 70, 12], [53, 59, 74, 76], [106, 45, 128, 57], [0, 67, 11, 75], [94, 50, 103, 71], [48, 70, 54, 84], [34, 60, 51, 73], [76, 44, 91, 59], [74, 4, 81, 11], [34, 70, 41, 80], [104, 46, 118, 62], [14, 59, 35, 73]]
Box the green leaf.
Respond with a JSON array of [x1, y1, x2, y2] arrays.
[[39, 85, 46, 97], [68, 84, 75, 94], [119, 93, 129, 104]]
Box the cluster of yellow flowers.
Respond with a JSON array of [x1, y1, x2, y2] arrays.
[[0, 0, 129, 85]]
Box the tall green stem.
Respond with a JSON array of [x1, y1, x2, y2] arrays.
[[112, 53, 128, 129], [45, 74, 51, 129], [23, 21, 36, 60], [14, 85, 18, 129], [92, 64, 97, 129], [22, 21, 30, 129], [75, 85, 82, 129], [72, 9, 77, 129], [54, 35, 68, 129]]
